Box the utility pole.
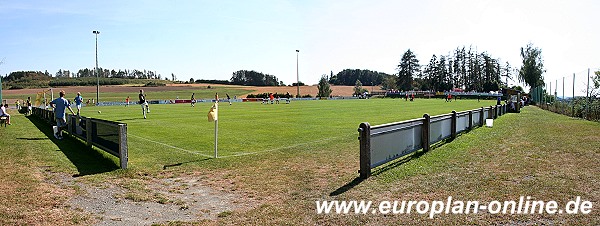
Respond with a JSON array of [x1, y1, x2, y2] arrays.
[[572, 73, 575, 116], [296, 50, 300, 98], [93, 30, 100, 105], [586, 68, 590, 119]]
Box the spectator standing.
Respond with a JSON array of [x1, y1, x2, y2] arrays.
[[26, 97, 32, 115], [49, 90, 75, 139]]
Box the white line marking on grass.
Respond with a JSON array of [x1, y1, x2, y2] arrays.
[[220, 135, 349, 158], [129, 134, 213, 158]]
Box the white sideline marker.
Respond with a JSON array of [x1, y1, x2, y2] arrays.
[[130, 134, 350, 159], [129, 134, 213, 158], [220, 136, 346, 158]]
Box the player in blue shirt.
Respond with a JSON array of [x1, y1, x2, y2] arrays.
[[74, 92, 83, 116], [50, 90, 75, 140]]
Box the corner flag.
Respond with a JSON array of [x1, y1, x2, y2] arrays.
[[208, 102, 218, 122]]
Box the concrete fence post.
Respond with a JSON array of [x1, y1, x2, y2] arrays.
[[480, 107, 484, 126], [358, 122, 371, 179], [67, 115, 73, 134], [493, 105, 498, 119], [498, 105, 501, 117], [118, 124, 128, 169], [468, 110, 473, 130], [497, 105, 501, 117], [451, 110, 457, 140], [422, 114, 430, 152], [517, 93, 521, 113], [85, 117, 92, 147]]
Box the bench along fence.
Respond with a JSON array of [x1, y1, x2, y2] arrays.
[[31, 107, 128, 169], [358, 104, 507, 179]]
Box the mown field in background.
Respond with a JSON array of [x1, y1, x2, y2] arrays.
[[0, 99, 598, 225], [2, 85, 254, 103], [1, 84, 381, 103]]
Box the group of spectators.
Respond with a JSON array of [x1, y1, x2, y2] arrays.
[[1, 97, 34, 125], [5, 90, 81, 139]]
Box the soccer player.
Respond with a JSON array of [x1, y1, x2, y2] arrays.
[[226, 93, 231, 105], [50, 90, 75, 139], [269, 93, 274, 104], [74, 92, 83, 115], [139, 89, 149, 119], [126, 96, 130, 107], [191, 93, 196, 107]]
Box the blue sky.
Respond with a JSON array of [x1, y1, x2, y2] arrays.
[[1, 0, 598, 95]]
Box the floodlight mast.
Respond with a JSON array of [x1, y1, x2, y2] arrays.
[[93, 30, 100, 105], [296, 49, 299, 98]]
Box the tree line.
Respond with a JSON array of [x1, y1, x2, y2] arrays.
[[3, 68, 175, 81], [4, 43, 545, 92], [330, 45, 546, 93], [390, 47, 513, 92], [2, 68, 288, 88], [229, 70, 284, 86], [63, 68, 169, 80], [328, 69, 389, 86]]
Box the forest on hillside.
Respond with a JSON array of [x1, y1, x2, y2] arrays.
[[2, 45, 518, 92]]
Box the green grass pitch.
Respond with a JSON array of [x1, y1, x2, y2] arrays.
[[76, 98, 498, 169]]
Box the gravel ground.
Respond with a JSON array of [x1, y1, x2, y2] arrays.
[[45, 171, 248, 225]]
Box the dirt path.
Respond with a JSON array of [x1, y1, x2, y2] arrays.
[[46, 171, 253, 225]]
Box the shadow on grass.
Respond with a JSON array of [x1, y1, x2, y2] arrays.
[[115, 118, 143, 122], [26, 116, 119, 177], [162, 158, 212, 170], [330, 138, 453, 196], [16, 137, 49, 141], [329, 177, 364, 196]]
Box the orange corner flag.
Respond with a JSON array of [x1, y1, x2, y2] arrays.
[[208, 102, 218, 122]]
